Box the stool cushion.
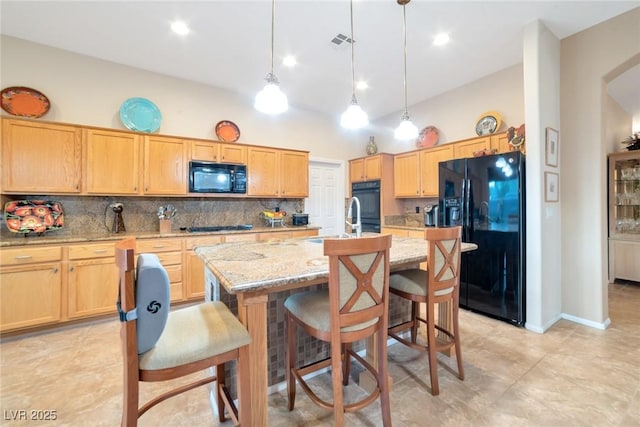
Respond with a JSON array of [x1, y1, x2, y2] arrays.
[[389, 269, 453, 297], [139, 301, 251, 371], [284, 289, 377, 333]]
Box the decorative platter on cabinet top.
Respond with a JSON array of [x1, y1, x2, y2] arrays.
[[215, 120, 241, 142], [475, 111, 502, 136], [119, 97, 162, 133], [416, 126, 439, 148], [1, 86, 51, 118], [4, 200, 64, 234]]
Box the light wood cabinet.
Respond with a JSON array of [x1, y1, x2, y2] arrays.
[[0, 246, 63, 332], [350, 155, 382, 182], [67, 242, 118, 319], [280, 150, 309, 197], [1, 119, 82, 193], [137, 238, 184, 301], [491, 132, 511, 154], [247, 147, 308, 197], [191, 140, 247, 164], [420, 145, 454, 197], [184, 235, 224, 300], [453, 136, 492, 159], [394, 152, 421, 197], [143, 135, 188, 195], [84, 128, 141, 194]]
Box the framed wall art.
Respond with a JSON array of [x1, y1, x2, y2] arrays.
[[544, 172, 559, 202], [545, 127, 559, 167]]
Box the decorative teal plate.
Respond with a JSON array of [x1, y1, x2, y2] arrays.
[[119, 97, 162, 133]]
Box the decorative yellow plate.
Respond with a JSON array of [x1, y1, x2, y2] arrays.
[[475, 111, 502, 136]]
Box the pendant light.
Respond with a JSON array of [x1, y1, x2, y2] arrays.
[[255, 0, 288, 114], [340, 0, 369, 129], [394, 0, 418, 141]]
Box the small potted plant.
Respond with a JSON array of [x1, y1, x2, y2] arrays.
[[621, 133, 640, 151]]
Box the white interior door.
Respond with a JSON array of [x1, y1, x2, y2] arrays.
[[305, 158, 346, 236]]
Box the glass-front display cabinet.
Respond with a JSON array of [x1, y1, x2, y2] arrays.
[[608, 151, 640, 282]]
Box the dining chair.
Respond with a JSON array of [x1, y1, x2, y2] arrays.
[[387, 226, 464, 396], [115, 238, 251, 426], [284, 234, 392, 426]]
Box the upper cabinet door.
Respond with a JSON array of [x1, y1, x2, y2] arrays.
[[2, 119, 82, 193], [219, 143, 247, 164], [85, 129, 141, 194], [280, 150, 308, 197], [143, 135, 188, 195], [247, 147, 279, 196], [419, 145, 454, 197], [349, 156, 381, 183], [453, 136, 491, 159], [394, 152, 421, 197], [191, 140, 247, 164]]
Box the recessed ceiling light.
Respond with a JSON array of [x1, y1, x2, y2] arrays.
[[283, 56, 297, 67], [171, 21, 190, 36], [356, 81, 368, 90], [433, 33, 450, 46]]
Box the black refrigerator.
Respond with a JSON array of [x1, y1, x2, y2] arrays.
[[438, 151, 525, 326]]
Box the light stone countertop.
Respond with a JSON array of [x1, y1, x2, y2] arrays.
[[0, 225, 320, 247], [196, 233, 478, 295]]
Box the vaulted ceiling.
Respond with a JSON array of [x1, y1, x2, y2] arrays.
[[1, 1, 638, 121]]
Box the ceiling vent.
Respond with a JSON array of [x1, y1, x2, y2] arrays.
[[330, 33, 353, 48]]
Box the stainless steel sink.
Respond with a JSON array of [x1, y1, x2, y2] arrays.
[[306, 234, 356, 243]]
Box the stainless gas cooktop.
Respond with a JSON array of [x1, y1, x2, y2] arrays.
[[187, 224, 253, 233]]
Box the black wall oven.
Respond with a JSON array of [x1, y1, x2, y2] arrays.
[[351, 180, 381, 233]]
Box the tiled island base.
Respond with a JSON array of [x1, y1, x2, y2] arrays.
[[206, 274, 411, 396]]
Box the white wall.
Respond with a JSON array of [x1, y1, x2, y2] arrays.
[[560, 8, 640, 326], [522, 20, 562, 333], [0, 35, 368, 162], [605, 95, 633, 155], [373, 64, 525, 155]]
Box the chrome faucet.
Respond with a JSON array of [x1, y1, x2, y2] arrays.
[[346, 196, 362, 237]]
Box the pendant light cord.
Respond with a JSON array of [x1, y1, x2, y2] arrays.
[[270, 0, 275, 75], [350, 0, 356, 98], [402, 2, 408, 114]]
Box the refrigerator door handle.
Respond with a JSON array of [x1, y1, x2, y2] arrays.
[[463, 178, 471, 229]]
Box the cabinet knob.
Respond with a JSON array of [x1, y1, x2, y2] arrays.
[[52, 268, 58, 273], [69, 266, 74, 272]]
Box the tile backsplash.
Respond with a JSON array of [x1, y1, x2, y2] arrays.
[[0, 195, 305, 238]]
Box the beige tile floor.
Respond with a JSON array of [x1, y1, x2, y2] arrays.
[[1, 282, 639, 426]]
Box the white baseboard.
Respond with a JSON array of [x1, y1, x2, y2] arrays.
[[561, 313, 610, 330]]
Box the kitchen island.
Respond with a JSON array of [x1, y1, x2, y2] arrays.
[[196, 233, 477, 426]]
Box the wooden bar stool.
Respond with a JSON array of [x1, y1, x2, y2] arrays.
[[388, 226, 464, 395], [284, 234, 393, 426], [115, 238, 251, 426]]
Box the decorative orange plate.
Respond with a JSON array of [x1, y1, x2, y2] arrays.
[[1, 86, 51, 118], [215, 120, 240, 142], [416, 126, 439, 148], [4, 200, 64, 234]]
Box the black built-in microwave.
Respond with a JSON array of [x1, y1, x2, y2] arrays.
[[188, 161, 247, 194]]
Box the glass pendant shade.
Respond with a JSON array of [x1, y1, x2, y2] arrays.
[[254, 73, 288, 114], [394, 111, 419, 140], [340, 96, 369, 129]]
